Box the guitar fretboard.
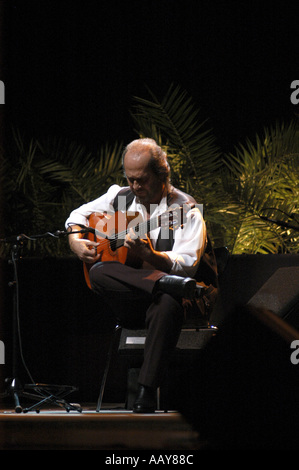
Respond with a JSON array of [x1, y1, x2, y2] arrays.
[[108, 212, 175, 251]]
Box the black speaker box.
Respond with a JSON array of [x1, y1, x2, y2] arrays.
[[247, 266, 299, 324], [178, 304, 299, 450], [211, 254, 299, 328]]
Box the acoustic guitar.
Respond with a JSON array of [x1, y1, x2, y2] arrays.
[[82, 206, 188, 288]]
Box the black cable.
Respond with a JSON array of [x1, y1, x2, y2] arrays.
[[11, 247, 35, 385]]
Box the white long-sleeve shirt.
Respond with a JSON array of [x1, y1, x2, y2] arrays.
[[65, 184, 207, 278]]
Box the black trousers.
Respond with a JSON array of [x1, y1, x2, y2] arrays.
[[89, 261, 184, 388]]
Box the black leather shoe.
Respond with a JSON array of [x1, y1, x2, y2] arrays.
[[133, 384, 157, 413], [155, 275, 197, 299]]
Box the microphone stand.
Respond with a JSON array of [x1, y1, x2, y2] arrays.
[[0, 228, 89, 413]]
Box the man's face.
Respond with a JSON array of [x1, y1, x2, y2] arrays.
[[124, 146, 165, 207]]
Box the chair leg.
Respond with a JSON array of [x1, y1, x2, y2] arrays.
[[96, 324, 121, 412]]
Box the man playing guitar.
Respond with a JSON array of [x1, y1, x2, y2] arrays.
[[65, 138, 218, 413]]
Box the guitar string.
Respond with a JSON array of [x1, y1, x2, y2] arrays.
[[93, 215, 162, 250], [88, 209, 180, 250]]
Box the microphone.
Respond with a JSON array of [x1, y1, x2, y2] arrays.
[[70, 227, 96, 234], [53, 228, 97, 238]]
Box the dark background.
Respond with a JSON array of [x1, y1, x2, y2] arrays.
[[3, 0, 299, 154], [2, 253, 299, 405], [1, 1, 299, 406]]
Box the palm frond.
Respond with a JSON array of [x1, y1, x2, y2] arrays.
[[131, 84, 222, 200], [1, 130, 125, 257], [221, 120, 299, 253]]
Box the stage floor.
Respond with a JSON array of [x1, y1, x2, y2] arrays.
[[0, 402, 204, 450]]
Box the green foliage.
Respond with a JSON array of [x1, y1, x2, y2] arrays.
[[131, 84, 222, 196], [1, 85, 298, 258], [222, 121, 299, 253], [131, 86, 299, 253], [1, 130, 125, 256]]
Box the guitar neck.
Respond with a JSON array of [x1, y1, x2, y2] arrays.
[[110, 213, 163, 250], [134, 215, 161, 237]]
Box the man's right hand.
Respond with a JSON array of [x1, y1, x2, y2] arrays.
[[67, 225, 100, 263], [69, 237, 101, 263]]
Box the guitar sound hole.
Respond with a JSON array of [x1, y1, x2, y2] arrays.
[[109, 238, 118, 252]]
